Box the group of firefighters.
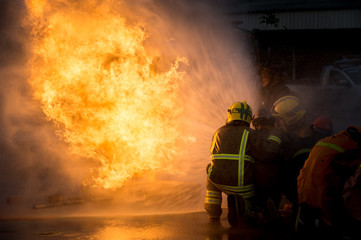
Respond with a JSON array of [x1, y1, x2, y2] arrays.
[[204, 67, 361, 239]]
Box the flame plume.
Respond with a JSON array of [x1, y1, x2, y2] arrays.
[[25, 0, 186, 190]]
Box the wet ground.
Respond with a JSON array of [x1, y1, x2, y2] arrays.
[[0, 208, 295, 240]]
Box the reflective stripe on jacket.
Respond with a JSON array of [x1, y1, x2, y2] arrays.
[[207, 121, 281, 198], [208, 129, 254, 198]]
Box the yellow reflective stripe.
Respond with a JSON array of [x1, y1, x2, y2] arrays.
[[211, 183, 255, 198], [204, 198, 222, 204], [239, 130, 249, 186], [210, 130, 219, 153], [212, 154, 254, 162], [210, 183, 255, 198], [316, 141, 345, 153], [206, 190, 222, 198], [205, 190, 222, 204], [212, 154, 239, 160], [207, 163, 213, 178], [268, 135, 281, 145], [205, 197, 221, 203], [244, 155, 255, 163], [292, 148, 312, 159], [240, 190, 255, 199], [219, 184, 254, 192]]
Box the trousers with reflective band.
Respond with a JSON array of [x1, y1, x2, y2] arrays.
[[204, 190, 222, 205]]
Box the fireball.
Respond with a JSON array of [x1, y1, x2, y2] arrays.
[[25, 0, 186, 190]]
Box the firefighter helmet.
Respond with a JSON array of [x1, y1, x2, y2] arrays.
[[271, 96, 306, 126], [227, 101, 253, 124], [312, 116, 333, 133]]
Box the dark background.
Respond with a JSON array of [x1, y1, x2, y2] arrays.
[[253, 28, 361, 84]]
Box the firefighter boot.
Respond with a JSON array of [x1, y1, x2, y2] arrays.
[[227, 194, 239, 227], [227, 195, 246, 227], [266, 198, 281, 222]]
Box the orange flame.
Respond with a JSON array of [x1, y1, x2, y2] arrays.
[[26, 0, 187, 190]]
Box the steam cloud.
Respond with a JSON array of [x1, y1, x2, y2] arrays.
[[0, 0, 89, 213]]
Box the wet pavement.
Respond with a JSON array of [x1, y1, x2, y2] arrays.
[[0, 209, 295, 240]]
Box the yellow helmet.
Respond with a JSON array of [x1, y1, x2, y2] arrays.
[[271, 96, 306, 126], [227, 101, 253, 124]]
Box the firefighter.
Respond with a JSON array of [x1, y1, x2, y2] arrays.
[[296, 126, 361, 239], [204, 101, 282, 227], [267, 95, 307, 209], [282, 116, 334, 223], [251, 108, 282, 223]]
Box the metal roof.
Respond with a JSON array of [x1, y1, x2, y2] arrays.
[[232, 9, 361, 30], [222, 0, 361, 14], [217, 0, 361, 31]]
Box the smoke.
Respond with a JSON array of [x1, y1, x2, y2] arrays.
[[0, 0, 259, 216], [290, 85, 361, 134], [0, 0, 95, 214]]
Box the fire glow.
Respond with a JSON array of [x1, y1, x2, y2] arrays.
[[25, 0, 187, 190]]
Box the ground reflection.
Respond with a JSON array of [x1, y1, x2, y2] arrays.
[[93, 222, 170, 240], [0, 212, 293, 240]]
